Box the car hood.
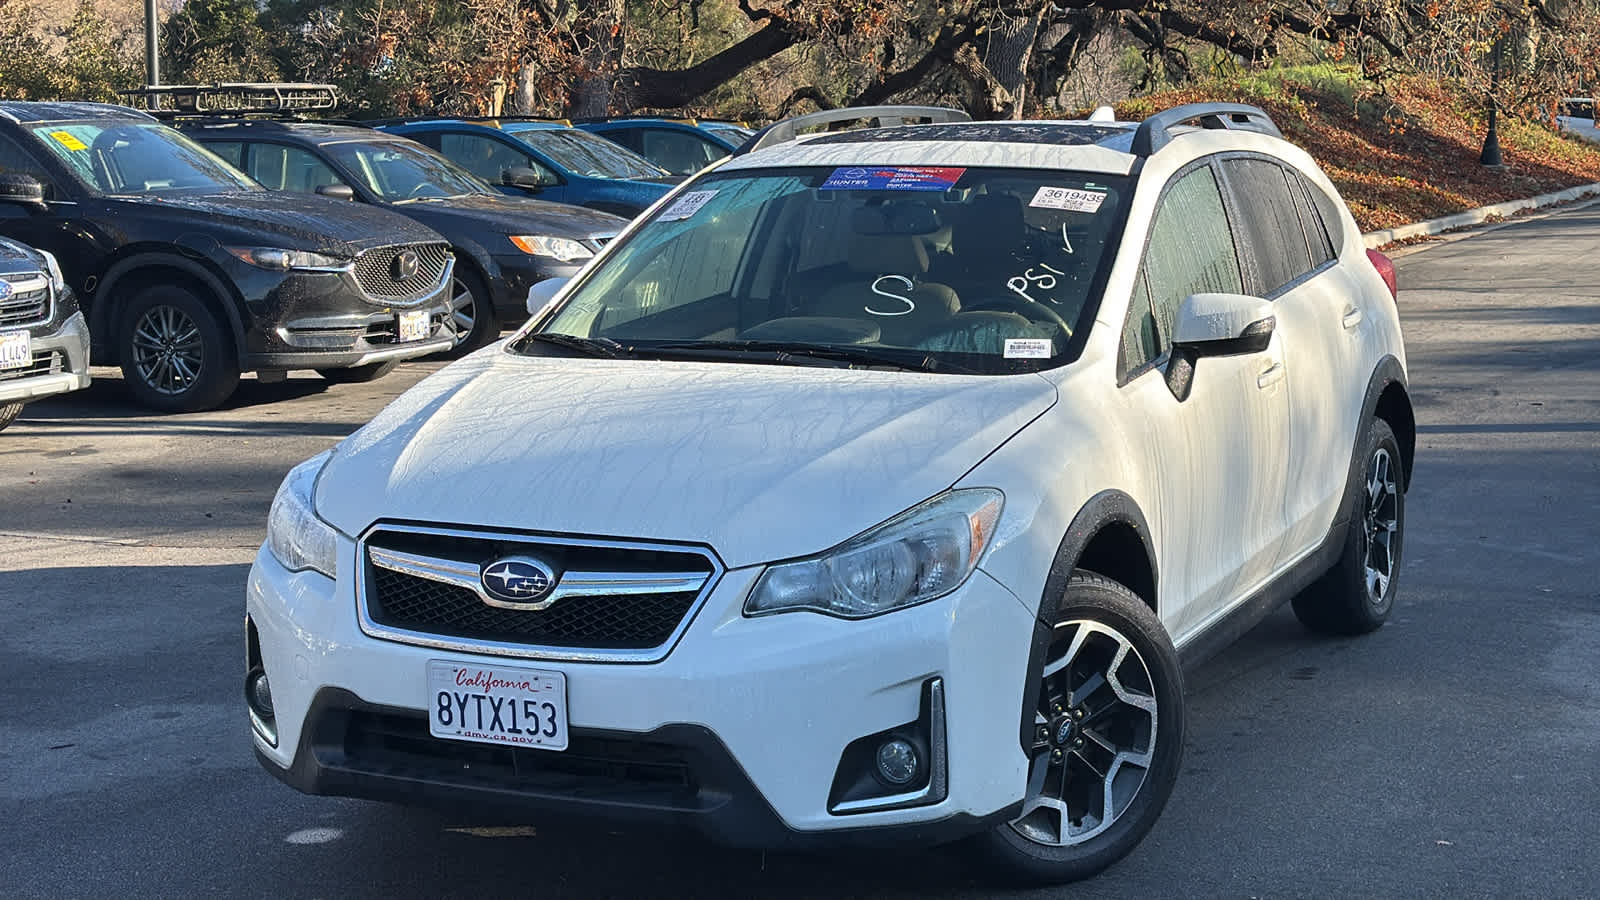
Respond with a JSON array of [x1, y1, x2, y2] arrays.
[[0, 236, 41, 271], [108, 191, 444, 254], [396, 194, 625, 240], [315, 352, 1057, 567]]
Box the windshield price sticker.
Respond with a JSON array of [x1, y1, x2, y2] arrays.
[[1004, 338, 1054, 359], [658, 189, 719, 221], [821, 166, 966, 192], [49, 131, 88, 152], [1030, 186, 1107, 213]]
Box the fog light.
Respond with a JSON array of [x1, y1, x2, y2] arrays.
[[247, 668, 274, 719], [875, 738, 920, 786]]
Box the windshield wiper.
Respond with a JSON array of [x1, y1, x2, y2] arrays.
[[521, 333, 629, 358], [637, 340, 962, 373]]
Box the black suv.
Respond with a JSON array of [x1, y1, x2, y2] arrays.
[[0, 235, 90, 431], [178, 120, 626, 354], [0, 102, 457, 411]]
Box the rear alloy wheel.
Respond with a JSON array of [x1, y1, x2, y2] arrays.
[[441, 269, 498, 357], [973, 571, 1184, 885], [0, 401, 23, 432], [1292, 417, 1406, 635], [120, 286, 238, 413]]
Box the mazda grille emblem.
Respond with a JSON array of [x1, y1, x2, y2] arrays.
[[391, 250, 420, 281], [480, 557, 557, 606]]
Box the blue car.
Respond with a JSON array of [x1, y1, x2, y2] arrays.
[[575, 118, 756, 175], [379, 119, 681, 218]]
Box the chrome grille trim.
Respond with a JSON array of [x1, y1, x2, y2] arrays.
[[0, 275, 50, 328], [350, 243, 452, 305], [356, 523, 725, 664]]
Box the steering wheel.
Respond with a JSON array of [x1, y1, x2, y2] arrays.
[[960, 293, 1073, 336], [406, 182, 443, 200]]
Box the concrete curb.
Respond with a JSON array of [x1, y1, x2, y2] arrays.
[[1361, 181, 1600, 249]]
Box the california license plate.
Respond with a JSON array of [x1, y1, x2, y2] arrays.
[[0, 330, 29, 370], [398, 309, 429, 343], [427, 661, 568, 751]]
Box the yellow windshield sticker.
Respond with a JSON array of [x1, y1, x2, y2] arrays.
[[49, 131, 88, 152]]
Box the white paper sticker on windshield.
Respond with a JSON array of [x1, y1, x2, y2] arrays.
[[658, 190, 719, 221], [1030, 186, 1107, 213], [1004, 338, 1054, 359]]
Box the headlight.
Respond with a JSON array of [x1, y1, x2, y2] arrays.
[[266, 451, 339, 577], [38, 249, 66, 293], [226, 247, 350, 271], [745, 489, 1004, 619], [508, 235, 593, 263]]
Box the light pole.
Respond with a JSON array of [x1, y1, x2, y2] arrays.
[[1480, 33, 1503, 167], [144, 0, 159, 88]]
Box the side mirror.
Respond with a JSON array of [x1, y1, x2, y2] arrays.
[[1164, 292, 1275, 401], [501, 166, 548, 190], [1172, 292, 1275, 356], [526, 276, 570, 317], [0, 174, 46, 208], [316, 183, 356, 201]]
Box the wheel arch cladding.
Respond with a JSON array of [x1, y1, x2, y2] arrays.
[[1374, 377, 1415, 491], [1017, 490, 1158, 755], [94, 255, 245, 363]]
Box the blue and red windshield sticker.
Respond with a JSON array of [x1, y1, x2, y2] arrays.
[[820, 166, 966, 192]]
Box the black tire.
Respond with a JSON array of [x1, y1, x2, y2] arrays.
[[1292, 417, 1406, 635], [0, 401, 23, 432], [318, 360, 399, 384], [970, 570, 1185, 885], [440, 267, 498, 358], [118, 285, 239, 413]]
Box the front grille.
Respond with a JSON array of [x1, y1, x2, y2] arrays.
[[351, 243, 450, 301], [0, 349, 62, 382], [360, 527, 719, 658], [335, 710, 699, 808], [0, 286, 49, 328]]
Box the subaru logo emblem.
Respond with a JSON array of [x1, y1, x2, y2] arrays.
[[0, 281, 12, 300], [391, 250, 419, 281], [480, 556, 557, 607]]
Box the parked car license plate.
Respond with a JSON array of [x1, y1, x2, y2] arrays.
[[427, 660, 568, 751], [398, 309, 429, 343], [0, 330, 30, 370]]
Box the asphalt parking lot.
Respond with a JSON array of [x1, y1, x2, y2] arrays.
[[2, 204, 1598, 898]]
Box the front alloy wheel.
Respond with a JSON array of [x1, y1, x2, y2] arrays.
[[973, 571, 1184, 885], [130, 304, 204, 397], [119, 285, 238, 413], [441, 270, 498, 356]]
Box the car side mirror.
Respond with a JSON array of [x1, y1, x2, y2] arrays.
[[0, 174, 46, 209], [501, 166, 548, 190], [1165, 292, 1276, 401], [526, 276, 570, 317], [316, 183, 356, 201]]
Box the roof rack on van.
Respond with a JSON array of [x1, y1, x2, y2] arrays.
[[1130, 102, 1281, 156], [733, 105, 971, 156], [122, 83, 339, 117], [364, 115, 573, 128]]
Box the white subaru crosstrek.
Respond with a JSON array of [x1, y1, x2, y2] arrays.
[[246, 103, 1413, 884]]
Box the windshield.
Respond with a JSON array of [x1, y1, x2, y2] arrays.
[[323, 139, 491, 202], [29, 121, 258, 195], [516, 166, 1131, 374], [704, 124, 754, 143], [503, 125, 667, 179]]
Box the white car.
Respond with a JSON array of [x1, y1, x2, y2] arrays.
[[246, 103, 1414, 884], [1557, 98, 1599, 143]]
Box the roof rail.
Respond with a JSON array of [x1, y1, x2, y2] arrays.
[[121, 83, 339, 116], [1131, 102, 1281, 156], [733, 105, 971, 156]]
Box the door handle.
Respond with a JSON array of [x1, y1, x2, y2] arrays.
[[1256, 362, 1285, 389], [1342, 306, 1363, 329]]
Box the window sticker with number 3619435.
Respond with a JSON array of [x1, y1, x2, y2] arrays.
[[1030, 186, 1106, 213]]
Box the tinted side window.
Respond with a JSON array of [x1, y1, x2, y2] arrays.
[[1118, 270, 1159, 377], [1222, 158, 1312, 297], [204, 141, 245, 169], [1297, 173, 1345, 257], [639, 129, 724, 175], [245, 144, 346, 193], [1138, 165, 1243, 361], [0, 134, 57, 198], [439, 133, 546, 184], [1289, 173, 1335, 266]]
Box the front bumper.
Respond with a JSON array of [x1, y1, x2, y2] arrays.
[[246, 540, 1037, 844], [0, 311, 91, 404]]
